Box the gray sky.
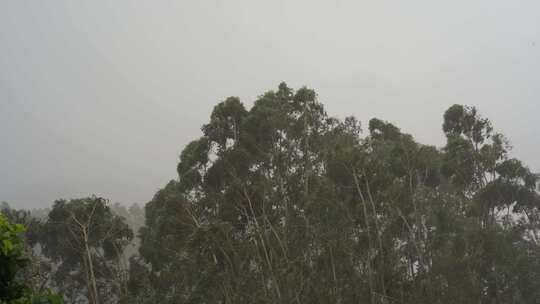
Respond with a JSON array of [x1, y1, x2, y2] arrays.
[[1, 1, 539, 209]]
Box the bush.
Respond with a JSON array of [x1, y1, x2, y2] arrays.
[[0, 214, 62, 304]]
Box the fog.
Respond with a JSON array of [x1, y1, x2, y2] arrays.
[[1, 0, 539, 208]]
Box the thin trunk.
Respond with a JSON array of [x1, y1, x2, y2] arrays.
[[82, 253, 94, 304], [364, 176, 388, 302], [303, 100, 310, 201], [353, 171, 375, 304], [83, 229, 100, 304], [244, 189, 282, 303]]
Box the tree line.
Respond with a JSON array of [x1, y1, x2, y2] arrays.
[[2, 83, 540, 303]]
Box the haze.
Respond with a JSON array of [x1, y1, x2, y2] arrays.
[[1, 1, 539, 208]]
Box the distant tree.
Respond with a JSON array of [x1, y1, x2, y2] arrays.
[[109, 203, 145, 259], [41, 197, 133, 304]]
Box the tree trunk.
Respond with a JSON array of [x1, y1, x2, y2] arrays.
[[83, 229, 100, 304]]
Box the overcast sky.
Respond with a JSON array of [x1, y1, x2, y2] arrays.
[[1, 1, 539, 209]]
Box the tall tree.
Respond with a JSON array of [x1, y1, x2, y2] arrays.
[[132, 84, 540, 304]]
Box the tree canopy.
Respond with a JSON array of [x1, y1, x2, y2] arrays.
[[4, 83, 540, 304], [131, 83, 540, 303]]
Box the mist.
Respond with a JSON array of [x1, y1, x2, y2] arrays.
[[1, 0, 539, 208]]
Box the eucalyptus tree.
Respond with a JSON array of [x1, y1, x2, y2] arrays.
[[134, 84, 540, 304], [441, 105, 540, 303], [41, 197, 133, 304]]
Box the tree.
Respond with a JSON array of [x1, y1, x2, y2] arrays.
[[131, 84, 540, 303], [41, 197, 133, 304]]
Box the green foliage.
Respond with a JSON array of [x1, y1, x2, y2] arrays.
[[7, 291, 63, 304], [0, 214, 62, 304], [133, 84, 540, 303], [0, 214, 27, 302]]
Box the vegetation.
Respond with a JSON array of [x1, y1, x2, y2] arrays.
[[41, 197, 133, 303], [3, 83, 540, 303], [0, 214, 62, 304]]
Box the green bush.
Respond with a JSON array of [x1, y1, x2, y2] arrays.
[[0, 214, 62, 304]]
